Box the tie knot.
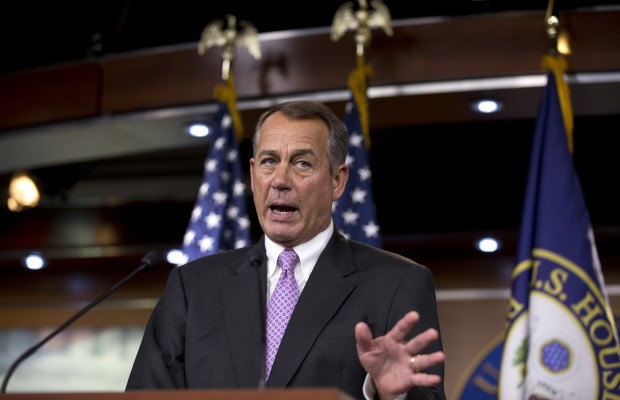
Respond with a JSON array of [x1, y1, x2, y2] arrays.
[[278, 249, 298, 272]]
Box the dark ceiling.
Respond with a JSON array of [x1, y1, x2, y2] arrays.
[[1, 0, 617, 75], [1, 0, 619, 267]]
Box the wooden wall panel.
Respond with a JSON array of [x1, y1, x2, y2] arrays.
[[2, 10, 618, 132], [0, 63, 100, 131]]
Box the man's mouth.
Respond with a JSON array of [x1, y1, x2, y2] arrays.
[[270, 205, 297, 214]]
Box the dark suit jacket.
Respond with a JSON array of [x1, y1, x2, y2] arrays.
[[126, 231, 445, 399]]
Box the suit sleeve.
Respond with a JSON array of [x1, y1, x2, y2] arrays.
[[126, 266, 188, 389], [397, 265, 446, 400]]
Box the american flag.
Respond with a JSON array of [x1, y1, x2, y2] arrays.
[[332, 96, 382, 248], [181, 102, 251, 263]]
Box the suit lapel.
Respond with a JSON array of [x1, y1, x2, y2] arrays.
[[222, 242, 267, 387], [267, 232, 356, 386]]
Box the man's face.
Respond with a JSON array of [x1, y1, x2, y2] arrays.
[[250, 112, 347, 248]]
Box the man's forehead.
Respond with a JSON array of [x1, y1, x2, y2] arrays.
[[259, 123, 327, 146]]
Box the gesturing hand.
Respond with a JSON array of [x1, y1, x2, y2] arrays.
[[355, 311, 445, 400]]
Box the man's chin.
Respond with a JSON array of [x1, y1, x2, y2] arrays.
[[264, 225, 300, 247]]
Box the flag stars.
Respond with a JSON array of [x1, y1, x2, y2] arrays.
[[226, 205, 240, 220], [350, 187, 367, 204], [182, 103, 251, 260], [206, 159, 218, 173], [227, 148, 238, 162], [204, 211, 222, 229], [198, 235, 215, 253], [191, 205, 203, 222], [238, 215, 250, 230], [183, 230, 196, 246], [233, 180, 245, 197], [342, 208, 360, 225], [332, 98, 381, 248], [363, 221, 380, 238], [212, 190, 228, 205], [345, 154, 355, 167], [358, 166, 371, 181], [345, 101, 354, 114], [221, 114, 232, 129], [199, 182, 210, 197], [349, 132, 363, 148], [214, 137, 226, 150]]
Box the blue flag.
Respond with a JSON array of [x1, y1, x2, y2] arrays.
[[181, 102, 251, 262], [332, 97, 382, 248], [497, 68, 620, 398]]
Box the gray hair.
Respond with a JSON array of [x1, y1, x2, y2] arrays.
[[252, 100, 349, 174]]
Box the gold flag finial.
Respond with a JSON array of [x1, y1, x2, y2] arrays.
[[331, 0, 392, 58], [198, 14, 261, 81], [213, 72, 244, 141], [332, 0, 390, 149], [545, 14, 560, 56]]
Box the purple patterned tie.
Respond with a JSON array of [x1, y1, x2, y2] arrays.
[[265, 248, 300, 380]]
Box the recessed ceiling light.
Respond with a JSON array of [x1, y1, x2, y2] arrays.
[[23, 252, 46, 270], [476, 237, 501, 253], [472, 99, 503, 114], [185, 122, 211, 138]]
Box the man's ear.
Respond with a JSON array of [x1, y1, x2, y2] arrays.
[[333, 164, 349, 201], [249, 158, 255, 193]]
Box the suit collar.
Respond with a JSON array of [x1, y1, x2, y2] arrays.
[[222, 239, 268, 387]]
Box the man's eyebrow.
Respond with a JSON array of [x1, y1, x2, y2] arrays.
[[257, 149, 278, 157], [292, 148, 314, 156], [257, 148, 316, 158]]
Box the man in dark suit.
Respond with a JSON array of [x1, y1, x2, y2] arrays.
[[126, 100, 445, 399]]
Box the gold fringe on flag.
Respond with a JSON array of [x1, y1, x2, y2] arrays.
[[348, 54, 372, 149], [542, 54, 573, 153], [213, 72, 244, 142]]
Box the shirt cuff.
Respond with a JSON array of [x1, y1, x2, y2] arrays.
[[363, 374, 407, 400]]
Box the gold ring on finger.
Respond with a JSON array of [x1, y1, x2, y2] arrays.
[[410, 354, 422, 373]]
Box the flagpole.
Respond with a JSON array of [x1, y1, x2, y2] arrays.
[[329, 0, 387, 248], [180, 15, 261, 262], [542, 8, 620, 355], [543, 9, 574, 152], [331, 0, 392, 149]]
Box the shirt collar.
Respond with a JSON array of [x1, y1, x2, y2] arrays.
[[264, 220, 334, 280]]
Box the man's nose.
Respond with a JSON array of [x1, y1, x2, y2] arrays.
[[271, 163, 292, 190]]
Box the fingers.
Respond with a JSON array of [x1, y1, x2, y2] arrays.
[[358, 311, 438, 355], [410, 370, 443, 387], [356, 312, 445, 396], [386, 310, 420, 343], [404, 326, 439, 355], [409, 351, 445, 374], [354, 321, 373, 353]]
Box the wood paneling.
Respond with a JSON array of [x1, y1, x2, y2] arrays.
[[1, 10, 619, 132]]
